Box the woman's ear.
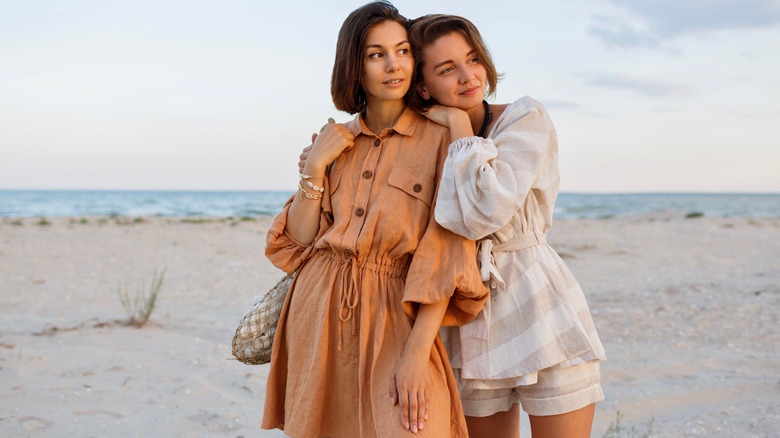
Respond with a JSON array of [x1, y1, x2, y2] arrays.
[[416, 83, 431, 100]]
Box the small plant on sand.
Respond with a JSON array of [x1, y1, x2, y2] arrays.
[[37, 217, 52, 226], [34, 268, 166, 336], [602, 411, 655, 438], [117, 268, 166, 327], [685, 211, 704, 219], [179, 217, 213, 224]]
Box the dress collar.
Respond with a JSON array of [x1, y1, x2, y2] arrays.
[[346, 106, 419, 138]]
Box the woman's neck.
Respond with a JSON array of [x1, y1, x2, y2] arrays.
[[363, 99, 406, 135], [465, 101, 487, 135]]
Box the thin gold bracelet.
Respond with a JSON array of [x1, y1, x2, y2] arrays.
[[298, 180, 323, 200], [304, 179, 324, 193], [300, 174, 324, 192]]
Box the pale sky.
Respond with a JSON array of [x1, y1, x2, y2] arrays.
[[1, 0, 779, 192]]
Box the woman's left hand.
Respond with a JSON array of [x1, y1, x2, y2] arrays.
[[389, 353, 431, 434], [422, 105, 473, 141], [421, 105, 463, 127]]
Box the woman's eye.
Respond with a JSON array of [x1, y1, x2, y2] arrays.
[[440, 66, 453, 74], [398, 48, 409, 55], [469, 57, 480, 64], [368, 52, 382, 59]]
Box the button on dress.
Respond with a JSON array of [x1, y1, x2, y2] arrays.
[[261, 107, 488, 438]]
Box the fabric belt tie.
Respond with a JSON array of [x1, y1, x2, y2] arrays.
[[337, 255, 360, 350], [470, 232, 547, 340]]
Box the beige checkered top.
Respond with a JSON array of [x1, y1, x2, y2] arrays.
[[435, 96, 606, 388]]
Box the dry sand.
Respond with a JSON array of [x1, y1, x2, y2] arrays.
[[1, 213, 778, 437]]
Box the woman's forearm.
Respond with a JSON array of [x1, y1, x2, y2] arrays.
[[392, 298, 450, 432], [403, 298, 449, 358], [285, 122, 355, 244], [284, 162, 327, 244]]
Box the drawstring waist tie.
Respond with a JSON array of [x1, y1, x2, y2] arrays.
[[468, 231, 547, 341], [318, 250, 408, 350]]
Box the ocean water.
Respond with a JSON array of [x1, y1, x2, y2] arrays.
[[1, 190, 779, 219]]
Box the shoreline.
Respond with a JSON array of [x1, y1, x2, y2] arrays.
[[3, 208, 780, 221], [4, 191, 780, 220]]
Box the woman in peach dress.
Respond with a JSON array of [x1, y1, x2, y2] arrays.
[[261, 3, 487, 437]]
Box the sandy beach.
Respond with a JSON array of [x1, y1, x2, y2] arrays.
[[1, 213, 778, 437]]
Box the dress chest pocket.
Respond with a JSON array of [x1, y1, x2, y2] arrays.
[[387, 166, 435, 207]]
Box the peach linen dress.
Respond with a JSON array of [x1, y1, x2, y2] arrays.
[[261, 107, 488, 438]]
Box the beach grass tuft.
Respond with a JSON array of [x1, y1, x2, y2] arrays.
[[179, 218, 213, 224], [601, 411, 655, 438], [685, 211, 704, 219], [117, 268, 166, 327], [37, 217, 52, 226]]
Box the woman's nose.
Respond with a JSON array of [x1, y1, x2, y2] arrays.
[[385, 54, 399, 72], [458, 66, 475, 83]]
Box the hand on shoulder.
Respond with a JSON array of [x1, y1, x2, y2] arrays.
[[421, 105, 468, 128], [305, 122, 354, 175]]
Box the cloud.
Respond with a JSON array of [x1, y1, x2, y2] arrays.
[[589, 24, 657, 48], [590, 0, 780, 47], [543, 100, 582, 110], [584, 74, 696, 97]]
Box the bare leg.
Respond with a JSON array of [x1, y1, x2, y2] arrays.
[[528, 403, 595, 438], [465, 403, 520, 438]]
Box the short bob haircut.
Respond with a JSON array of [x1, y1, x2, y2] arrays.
[[407, 14, 501, 110], [331, 1, 409, 115]]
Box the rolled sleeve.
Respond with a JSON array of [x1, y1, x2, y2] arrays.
[[402, 206, 488, 327], [265, 189, 333, 273], [435, 97, 557, 240]]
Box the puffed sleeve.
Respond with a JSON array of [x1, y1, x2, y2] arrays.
[[265, 177, 335, 273], [402, 174, 489, 327], [434, 97, 559, 240]]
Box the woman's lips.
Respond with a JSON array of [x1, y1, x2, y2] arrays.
[[383, 79, 405, 88], [459, 86, 480, 96]]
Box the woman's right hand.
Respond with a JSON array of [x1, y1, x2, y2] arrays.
[[302, 119, 353, 176], [299, 118, 340, 173]]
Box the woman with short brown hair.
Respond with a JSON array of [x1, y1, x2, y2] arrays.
[[261, 3, 487, 437], [408, 14, 607, 438]]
